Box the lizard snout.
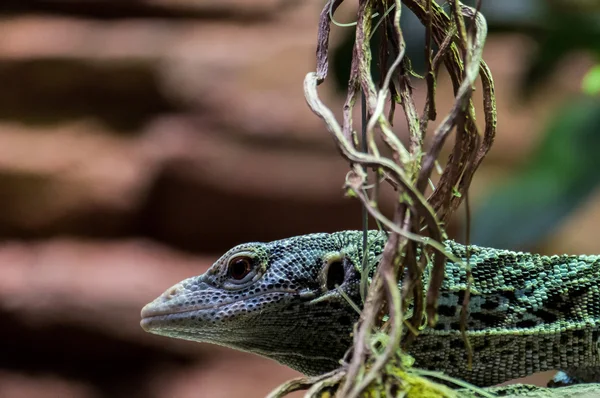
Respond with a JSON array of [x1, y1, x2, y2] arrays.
[[140, 282, 185, 327]]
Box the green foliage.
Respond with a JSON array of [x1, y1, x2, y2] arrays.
[[582, 64, 600, 95], [518, 9, 600, 99], [472, 97, 600, 249], [456, 2, 600, 249]]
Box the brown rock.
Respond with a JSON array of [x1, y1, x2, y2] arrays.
[[0, 238, 207, 347], [148, 354, 303, 398], [0, 371, 97, 398], [2, 0, 300, 20], [0, 122, 156, 237]]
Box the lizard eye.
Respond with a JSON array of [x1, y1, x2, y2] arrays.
[[228, 256, 252, 280]]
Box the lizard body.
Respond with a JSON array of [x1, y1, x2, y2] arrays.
[[140, 231, 600, 388]]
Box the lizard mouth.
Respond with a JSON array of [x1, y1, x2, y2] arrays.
[[140, 288, 318, 331]]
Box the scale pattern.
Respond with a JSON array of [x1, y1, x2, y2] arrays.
[[141, 231, 600, 387]]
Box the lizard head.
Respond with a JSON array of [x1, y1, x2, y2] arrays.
[[140, 230, 385, 375]]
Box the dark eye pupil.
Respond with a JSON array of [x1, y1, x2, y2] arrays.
[[230, 259, 250, 279]]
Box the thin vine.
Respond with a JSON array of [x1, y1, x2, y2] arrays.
[[270, 0, 497, 396]]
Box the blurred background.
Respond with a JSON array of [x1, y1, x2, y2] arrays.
[[0, 0, 598, 397]]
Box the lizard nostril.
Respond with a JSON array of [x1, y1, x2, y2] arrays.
[[162, 286, 180, 300]]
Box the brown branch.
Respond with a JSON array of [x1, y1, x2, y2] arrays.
[[277, 1, 497, 396], [316, 0, 345, 82]]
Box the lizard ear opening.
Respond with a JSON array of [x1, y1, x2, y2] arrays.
[[325, 258, 346, 290]]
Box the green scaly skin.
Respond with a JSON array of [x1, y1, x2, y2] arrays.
[[140, 231, 600, 391]]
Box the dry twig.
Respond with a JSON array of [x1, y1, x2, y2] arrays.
[[271, 0, 496, 396]]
